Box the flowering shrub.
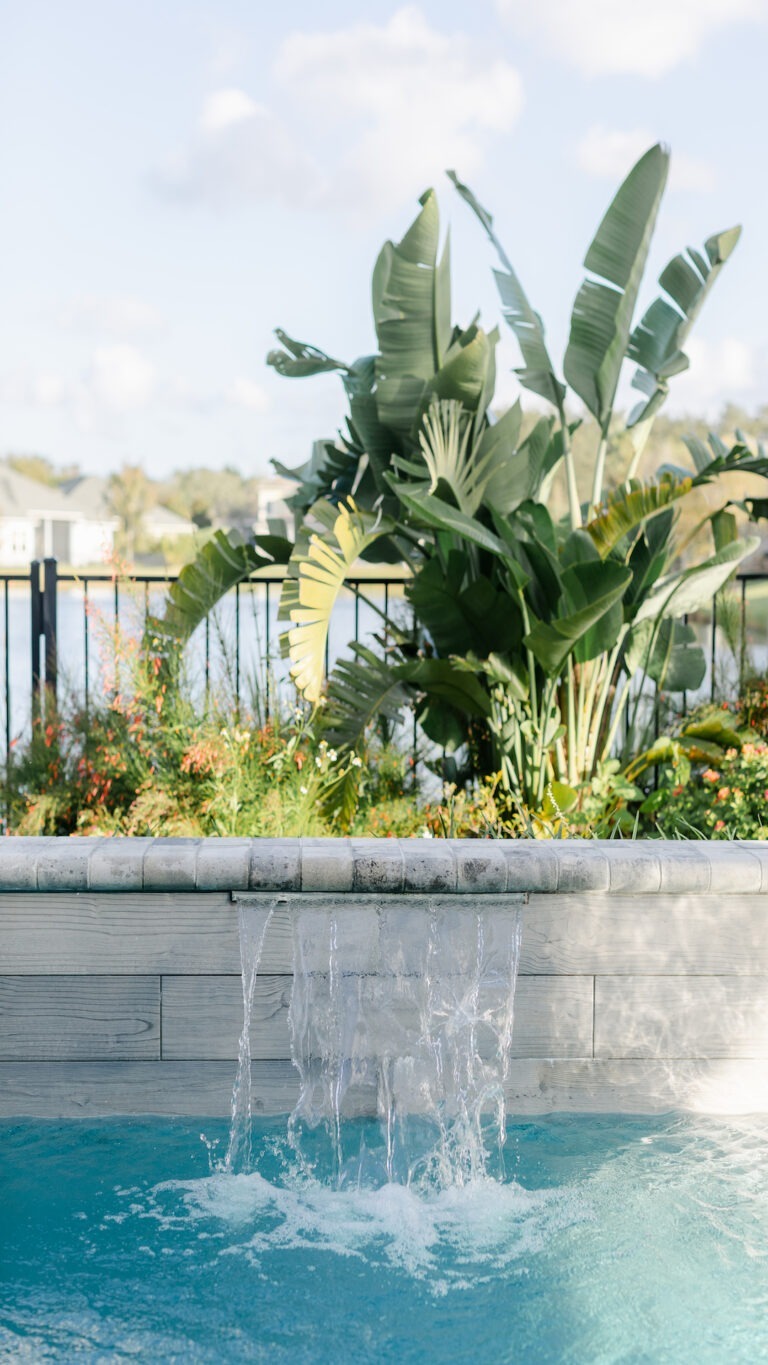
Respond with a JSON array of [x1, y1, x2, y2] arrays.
[[7, 613, 424, 838], [646, 741, 768, 839]]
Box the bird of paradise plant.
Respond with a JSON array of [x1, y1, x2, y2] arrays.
[[150, 145, 768, 824]]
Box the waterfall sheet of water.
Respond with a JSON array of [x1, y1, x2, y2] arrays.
[[228, 899, 521, 1189], [224, 901, 275, 1174]]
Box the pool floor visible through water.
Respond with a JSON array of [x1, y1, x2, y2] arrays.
[[1, 1113, 767, 1364]]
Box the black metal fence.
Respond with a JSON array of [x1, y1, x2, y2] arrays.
[[7, 558, 409, 747], [3, 556, 768, 761]]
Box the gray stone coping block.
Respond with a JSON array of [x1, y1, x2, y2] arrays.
[[0, 836, 766, 894]]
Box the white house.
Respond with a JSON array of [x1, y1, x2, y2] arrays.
[[0, 464, 197, 567], [0, 463, 292, 567], [0, 464, 85, 566]]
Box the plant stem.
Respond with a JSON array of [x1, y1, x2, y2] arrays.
[[559, 410, 581, 531], [590, 432, 609, 514], [589, 638, 625, 776], [566, 659, 578, 787]]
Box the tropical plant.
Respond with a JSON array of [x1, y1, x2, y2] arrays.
[[151, 145, 768, 823]]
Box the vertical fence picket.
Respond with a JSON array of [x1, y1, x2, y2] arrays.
[[4, 580, 9, 826], [83, 580, 90, 718], [43, 557, 58, 704]]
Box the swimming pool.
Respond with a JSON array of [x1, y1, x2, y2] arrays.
[[2, 1113, 767, 1363]]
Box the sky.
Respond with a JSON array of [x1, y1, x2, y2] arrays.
[[2, 0, 768, 481]]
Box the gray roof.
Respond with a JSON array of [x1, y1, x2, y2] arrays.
[[0, 463, 75, 517]]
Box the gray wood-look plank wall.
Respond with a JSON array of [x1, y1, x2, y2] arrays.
[[1, 837, 767, 1117]]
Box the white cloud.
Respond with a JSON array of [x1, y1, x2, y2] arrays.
[[666, 338, 762, 418], [59, 294, 165, 339], [155, 8, 523, 212], [199, 88, 263, 134], [154, 99, 324, 209], [279, 7, 523, 209], [576, 126, 716, 192], [497, 0, 767, 78]]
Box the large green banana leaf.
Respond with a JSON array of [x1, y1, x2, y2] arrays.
[[273, 440, 360, 519], [278, 498, 394, 703], [430, 324, 496, 413], [623, 509, 676, 611], [633, 536, 759, 624], [372, 189, 451, 438], [482, 412, 566, 515], [524, 561, 632, 674], [266, 329, 350, 379], [407, 553, 523, 658], [627, 226, 741, 429], [147, 529, 291, 658], [390, 482, 512, 559], [586, 473, 690, 558], [323, 644, 415, 752], [564, 144, 668, 433], [624, 617, 705, 692], [447, 171, 565, 410]]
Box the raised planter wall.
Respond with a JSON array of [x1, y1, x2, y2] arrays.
[[1, 837, 767, 1118]]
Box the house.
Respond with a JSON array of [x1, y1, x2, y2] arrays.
[[0, 463, 87, 566], [0, 464, 198, 568]]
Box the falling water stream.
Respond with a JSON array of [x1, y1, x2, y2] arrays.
[[227, 897, 522, 1189]]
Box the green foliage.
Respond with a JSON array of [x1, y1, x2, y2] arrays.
[[153, 143, 764, 828]]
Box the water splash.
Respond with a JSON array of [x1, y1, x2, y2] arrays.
[[224, 901, 275, 1174]]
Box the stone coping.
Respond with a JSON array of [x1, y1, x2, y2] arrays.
[[0, 836, 766, 895]]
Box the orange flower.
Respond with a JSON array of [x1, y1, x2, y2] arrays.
[[717, 787, 730, 801], [714, 819, 726, 832], [702, 769, 720, 783]]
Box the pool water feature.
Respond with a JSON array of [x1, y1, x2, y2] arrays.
[[3, 890, 768, 1361], [238, 899, 524, 1189]]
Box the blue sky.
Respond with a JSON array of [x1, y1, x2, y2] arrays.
[[2, 0, 768, 479]]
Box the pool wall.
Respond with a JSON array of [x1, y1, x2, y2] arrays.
[[1, 837, 767, 1117]]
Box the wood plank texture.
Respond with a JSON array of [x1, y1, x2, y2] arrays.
[[522, 894, 768, 974], [162, 975, 291, 1060], [502, 1058, 768, 1115], [160, 974, 594, 1061], [0, 892, 239, 974], [0, 1060, 297, 1118], [0, 975, 160, 1059], [2, 1057, 764, 1117], [595, 976, 768, 1059]]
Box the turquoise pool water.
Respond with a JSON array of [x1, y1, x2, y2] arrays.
[[2, 1114, 767, 1363]]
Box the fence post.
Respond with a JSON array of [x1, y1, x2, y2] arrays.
[[30, 557, 58, 716], [43, 557, 58, 704], [30, 560, 42, 716]]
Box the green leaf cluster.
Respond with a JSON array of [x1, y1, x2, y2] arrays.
[[152, 144, 765, 825]]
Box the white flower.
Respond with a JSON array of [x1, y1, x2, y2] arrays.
[[327, 749, 338, 763], [421, 827, 434, 839], [300, 785, 308, 795], [351, 755, 363, 768]]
